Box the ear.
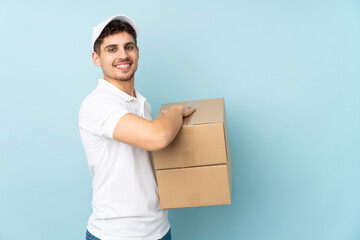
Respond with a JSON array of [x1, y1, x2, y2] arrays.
[[92, 52, 101, 66], [136, 46, 140, 59]]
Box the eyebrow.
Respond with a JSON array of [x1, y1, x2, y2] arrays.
[[103, 42, 136, 50]]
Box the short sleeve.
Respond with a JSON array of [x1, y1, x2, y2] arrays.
[[79, 94, 130, 139]]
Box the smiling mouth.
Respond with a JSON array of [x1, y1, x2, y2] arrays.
[[114, 63, 131, 71]]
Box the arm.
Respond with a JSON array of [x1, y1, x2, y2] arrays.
[[113, 105, 195, 151]]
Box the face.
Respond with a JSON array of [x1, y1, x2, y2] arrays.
[[92, 32, 139, 83]]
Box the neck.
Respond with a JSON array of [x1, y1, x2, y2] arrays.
[[104, 77, 136, 97]]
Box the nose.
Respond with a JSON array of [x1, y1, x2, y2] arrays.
[[117, 48, 129, 60]]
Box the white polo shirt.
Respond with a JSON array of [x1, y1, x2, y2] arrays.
[[79, 79, 169, 240]]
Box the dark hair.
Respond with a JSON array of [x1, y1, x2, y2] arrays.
[[94, 20, 137, 54]]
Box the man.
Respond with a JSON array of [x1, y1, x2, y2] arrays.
[[79, 15, 195, 240]]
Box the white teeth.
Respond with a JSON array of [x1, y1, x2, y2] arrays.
[[117, 64, 129, 68]]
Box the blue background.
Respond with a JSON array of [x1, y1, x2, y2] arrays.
[[1, 0, 359, 239]]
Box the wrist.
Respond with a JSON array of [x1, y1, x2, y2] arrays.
[[169, 105, 184, 114]]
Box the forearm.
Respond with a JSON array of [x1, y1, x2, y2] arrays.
[[152, 105, 184, 149], [112, 105, 194, 151]]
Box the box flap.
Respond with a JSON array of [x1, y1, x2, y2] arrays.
[[158, 98, 224, 125], [156, 164, 231, 209], [154, 122, 227, 169]]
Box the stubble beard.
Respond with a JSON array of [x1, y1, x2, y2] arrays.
[[104, 65, 137, 82]]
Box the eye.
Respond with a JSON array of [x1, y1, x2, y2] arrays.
[[126, 45, 135, 50], [108, 48, 116, 52]]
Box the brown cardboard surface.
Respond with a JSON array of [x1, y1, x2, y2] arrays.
[[156, 164, 231, 209], [154, 97, 232, 209], [157, 98, 225, 125], [154, 122, 227, 169]]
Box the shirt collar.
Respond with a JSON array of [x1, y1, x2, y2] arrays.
[[97, 79, 146, 102]]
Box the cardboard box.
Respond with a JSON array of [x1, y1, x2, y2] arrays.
[[154, 98, 232, 209]]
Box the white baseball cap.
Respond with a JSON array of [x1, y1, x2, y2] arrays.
[[91, 14, 138, 50]]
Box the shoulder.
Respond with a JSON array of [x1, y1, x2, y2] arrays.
[[79, 89, 132, 136], [79, 89, 129, 122], [81, 89, 125, 111]]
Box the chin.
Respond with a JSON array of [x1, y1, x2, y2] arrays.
[[117, 73, 135, 82]]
